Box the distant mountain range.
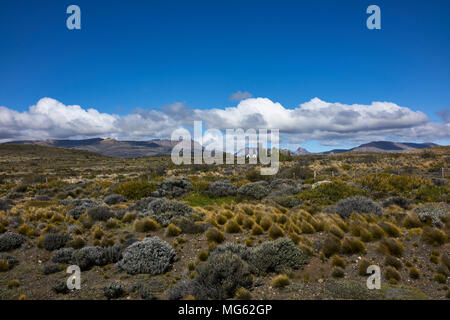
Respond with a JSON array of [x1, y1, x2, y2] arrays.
[[320, 141, 438, 154], [2, 138, 200, 158], [2, 139, 439, 158]]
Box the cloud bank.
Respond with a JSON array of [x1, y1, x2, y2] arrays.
[[0, 97, 448, 145]]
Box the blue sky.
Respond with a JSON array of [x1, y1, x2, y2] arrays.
[[0, 0, 449, 152]]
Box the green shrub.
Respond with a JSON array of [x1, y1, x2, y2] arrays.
[[113, 180, 157, 200], [298, 181, 366, 205]]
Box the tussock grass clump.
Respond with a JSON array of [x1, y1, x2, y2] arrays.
[[8, 279, 20, 289], [378, 221, 401, 237], [368, 224, 385, 240], [92, 226, 105, 240], [433, 273, 447, 284], [358, 258, 371, 276], [331, 255, 346, 268], [271, 274, 290, 288], [403, 213, 423, 228], [377, 238, 404, 257], [301, 221, 315, 234], [166, 223, 182, 237], [121, 211, 137, 223], [409, 267, 420, 279], [331, 267, 345, 278], [105, 218, 120, 229], [341, 237, 366, 255], [134, 217, 160, 232], [243, 217, 254, 229], [206, 227, 225, 243], [384, 266, 401, 284], [259, 216, 272, 231], [322, 235, 342, 258], [269, 224, 284, 240], [216, 215, 227, 225], [67, 237, 86, 249], [251, 224, 264, 236], [384, 255, 402, 270], [421, 226, 446, 246], [225, 220, 241, 233], [197, 250, 209, 262], [327, 223, 345, 238], [0, 259, 10, 272], [235, 287, 252, 300]]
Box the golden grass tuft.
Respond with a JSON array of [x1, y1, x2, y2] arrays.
[[134, 217, 160, 232], [271, 274, 290, 288]]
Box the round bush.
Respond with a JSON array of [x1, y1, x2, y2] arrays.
[[250, 238, 309, 273], [237, 181, 269, 200], [42, 233, 70, 251], [335, 196, 382, 219], [0, 232, 26, 251], [208, 180, 237, 197], [140, 198, 194, 227], [104, 194, 125, 205], [117, 237, 177, 275], [87, 206, 115, 221], [52, 248, 75, 264]]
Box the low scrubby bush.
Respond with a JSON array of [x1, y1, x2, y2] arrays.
[[42, 233, 70, 251], [88, 206, 115, 221], [0, 253, 18, 271], [168, 252, 252, 300], [104, 194, 125, 205], [141, 198, 194, 227], [335, 196, 382, 219], [208, 180, 237, 198], [414, 204, 449, 227], [103, 282, 126, 300], [250, 238, 309, 273], [0, 232, 26, 251], [237, 182, 269, 200], [117, 237, 177, 275], [52, 248, 75, 264], [381, 196, 413, 210]]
